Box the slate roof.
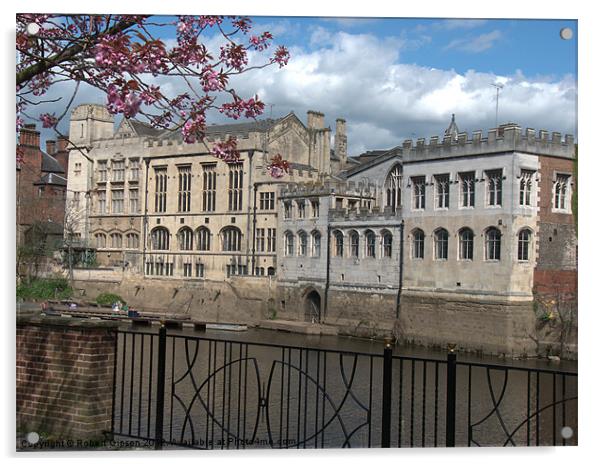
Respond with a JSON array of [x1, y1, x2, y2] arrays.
[[158, 118, 283, 142], [41, 152, 64, 174], [34, 173, 67, 187], [129, 120, 164, 137]]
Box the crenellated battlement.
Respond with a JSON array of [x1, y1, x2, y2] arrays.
[[401, 124, 575, 161], [279, 179, 377, 199], [328, 205, 402, 222]]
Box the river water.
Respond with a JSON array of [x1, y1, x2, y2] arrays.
[[112, 324, 578, 449]]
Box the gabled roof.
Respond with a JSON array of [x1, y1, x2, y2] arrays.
[[34, 173, 67, 187], [338, 146, 403, 178], [129, 120, 164, 137], [158, 117, 284, 142], [41, 152, 64, 174]]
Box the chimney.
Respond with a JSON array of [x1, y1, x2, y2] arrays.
[[335, 118, 347, 164], [19, 123, 40, 148], [57, 136, 69, 152], [46, 140, 56, 155], [307, 110, 325, 129]]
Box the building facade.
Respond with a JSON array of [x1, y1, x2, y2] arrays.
[[276, 121, 576, 355], [65, 104, 347, 280]]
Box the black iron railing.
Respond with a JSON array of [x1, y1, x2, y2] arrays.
[[110, 327, 577, 449]]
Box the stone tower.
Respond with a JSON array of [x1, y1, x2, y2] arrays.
[[335, 118, 347, 166], [69, 104, 114, 147]]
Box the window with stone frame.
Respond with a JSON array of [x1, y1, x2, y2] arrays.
[[412, 229, 425, 259], [297, 200, 306, 219], [434, 174, 450, 209], [221, 227, 242, 252], [485, 227, 502, 261], [365, 230, 376, 258], [458, 228, 474, 260], [202, 164, 217, 212], [284, 231, 294, 256], [411, 176, 426, 210], [259, 192, 275, 210], [151, 227, 170, 250], [518, 229, 531, 261], [459, 171, 475, 208], [553, 173, 571, 211], [311, 230, 321, 257], [333, 230, 344, 257], [256, 228, 266, 252], [486, 169, 503, 206], [519, 169, 535, 206], [178, 227, 194, 251], [196, 227, 211, 251], [129, 188, 139, 213], [434, 228, 449, 260], [385, 164, 403, 213], [97, 190, 107, 214], [283, 201, 292, 219], [111, 189, 124, 213], [129, 158, 140, 181], [195, 262, 205, 277], [72, 191, 80, 210], [177, 165, 192, 212], [382, 230, 393, 258], [311, 200, 320, 218], [95, 233, 106, 249], [126, 233, 139, 249], [97, 160, 108, 182], [154, 167, 168, 213], [228, 163, 244, 211], [267, 228, 276, 253], [298, 231, 308, 256], [112, 160, 125, 182], [110, 232, 122, 248], [74, 162, 82, 176], [349, 231, 359, 258], [183, 262, 193, 277]]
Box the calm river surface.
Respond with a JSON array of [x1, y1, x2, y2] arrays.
[[112, 324, 578, 449]]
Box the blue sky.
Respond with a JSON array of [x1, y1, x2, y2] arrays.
[[23, 15, 578, 155], [251, 17, 577, 79]]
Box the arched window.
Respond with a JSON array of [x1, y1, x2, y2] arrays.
[[298, 231, 308, 256], [267, 266, 275, 276], [349, 230, 359, 258], [412, 229, 425, 259], [177, 227, 193, 251], [221, 227, 242, 252], [110, 232, 122, 249], [485, 227, 502, 261], [434, 228, 449, 260], [365, 230, 376, 258], [311, 230, 321, 257], [382, 230, 393, 258], [196, 227, 211, 251], [284, 231, 295, 256], [518, 229, 531, 261], [126, 233, 139, 249], [95, 233, 106, 249], [385, 164, 403, 213], [458, 228, 474, 260], [333, 230, 344, 257], [151, 227, 170, 250]]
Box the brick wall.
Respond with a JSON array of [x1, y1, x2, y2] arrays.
[[16, 314, 118, 440]]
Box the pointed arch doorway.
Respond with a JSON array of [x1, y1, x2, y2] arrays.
[[304, 290, 321, 323]]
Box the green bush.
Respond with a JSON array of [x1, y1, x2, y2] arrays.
[[96, 293, 126, 307], [16, 278, 72, 301]]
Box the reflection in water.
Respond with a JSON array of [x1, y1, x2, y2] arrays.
[[112, 326, 577, 449]]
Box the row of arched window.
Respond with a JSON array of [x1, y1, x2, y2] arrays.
[[284, 230, 322, 257], [149, 226, 242, 252], [410, 227, 532, 261], [94, 232, 139, 249], [283, 229, 394, 259]]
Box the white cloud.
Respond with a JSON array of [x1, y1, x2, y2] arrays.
[[444, 30, 503, 53], [23, 29, 577, 156]]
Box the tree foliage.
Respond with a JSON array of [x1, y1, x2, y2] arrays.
[[16, 14, 290, 173]]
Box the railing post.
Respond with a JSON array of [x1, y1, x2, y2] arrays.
[[381, 337, 393, 448], [154, 324, 167, 450], [446, 343, 457, 447]]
